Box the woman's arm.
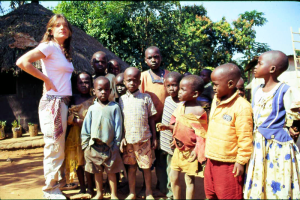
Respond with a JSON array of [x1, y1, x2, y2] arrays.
[[16, 48, 57, 92]]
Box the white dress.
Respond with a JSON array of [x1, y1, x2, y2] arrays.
[[244, 82, 300, 199]]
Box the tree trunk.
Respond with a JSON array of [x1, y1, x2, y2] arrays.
[[31, 0, 39, 4]]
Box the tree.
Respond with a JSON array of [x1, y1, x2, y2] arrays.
[[54, 1, 270, 74]]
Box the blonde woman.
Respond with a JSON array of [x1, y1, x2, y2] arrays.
[[16, 14, 73, 199]]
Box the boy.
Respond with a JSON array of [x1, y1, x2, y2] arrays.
[[120, 67, 157, 200], [205, 63, 253, 199], [198, 69, 214, 118], [140, 46, 169, 196], [157, 75, 208, 199], [91, 51, 116, 102], [81, 77, 124, 199], [115, 73, 126, 103], [236, 77, 245, 97], [156, 72, 183, 199], [108, 59, 121, 76]]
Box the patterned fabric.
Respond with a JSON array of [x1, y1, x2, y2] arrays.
[[119, 90, 157, 144], [39, 94, 70, 141], [123, 139, 153, 169], [65, 97, 94, 184], [244, 82, 300, 199], [160, 96, 182, 155]]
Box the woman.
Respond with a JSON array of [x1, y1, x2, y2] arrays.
[[16, 14, 73, 199]]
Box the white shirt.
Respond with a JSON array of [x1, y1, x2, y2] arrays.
[[37, 41, 74, 96]]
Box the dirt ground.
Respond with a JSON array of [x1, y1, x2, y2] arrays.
[[0, 148, 206, 199]]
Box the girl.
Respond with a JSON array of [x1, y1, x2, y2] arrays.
[[16, 14, 73, 199], [63, 71, 94, 197], [244, 50, 300, 199]]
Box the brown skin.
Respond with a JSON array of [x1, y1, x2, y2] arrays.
[[236, 77, 245, 97], [255, 51, 300, 141], [93, 78, 111, 106], [200, 70, 211, 84], [91, 52, 108, 77], [115, 73, 126, 97], [157, 78, 205, 200], [92, 78, 118, 199], [164, 77, 180, 103], [184, 72, 192, 77], [211, 64, 244, 177], [120, 67, 157, 199], [145, 46, 164, 79], [108, 59, 121, 76]]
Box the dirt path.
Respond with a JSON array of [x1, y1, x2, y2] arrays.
[[0, 148, 205, 199]]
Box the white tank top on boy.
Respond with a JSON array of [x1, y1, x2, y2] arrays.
[[37, 41, 74, 96]]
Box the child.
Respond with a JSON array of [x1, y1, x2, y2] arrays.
[[236, 77, 245, 97], [119, 67, 157, 200], [91, 51, 116, 102], [244, 51, 300, 199], [63, 71, 94, 197], [156, 71, 183, 199], [198, 69, 214, 118], [205, 63, 253, 199], [115, 73, 126, 103], [157, 75, 208, 199], [140, 46, 169, 196], [108, 59, 121, 76], [81, 77, 124, 199]]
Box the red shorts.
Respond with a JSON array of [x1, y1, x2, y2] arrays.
[[204, 159, 244, 199]]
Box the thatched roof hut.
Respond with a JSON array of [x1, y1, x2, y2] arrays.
[[0, 2, 129, 74]]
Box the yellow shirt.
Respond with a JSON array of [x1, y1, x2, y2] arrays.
[[205, 91, 253, 165]]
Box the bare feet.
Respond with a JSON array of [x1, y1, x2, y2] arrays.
[[125, 193, 136, 200], [110, 194, 119, 200], [145, 194, 155, 200], [92, 192, 103, 199]]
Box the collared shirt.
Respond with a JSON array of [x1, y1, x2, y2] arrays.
[[140, 69, 169, 123], [119, 90, 157, 144], [205, 91, 253, 165]]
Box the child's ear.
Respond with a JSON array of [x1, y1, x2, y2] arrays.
[[92, 88, 95, 96], [270, 66, 276, 74], [228, 80, 234, 88], [193, 90, 199, 98]]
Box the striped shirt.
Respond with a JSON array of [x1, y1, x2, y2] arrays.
[[119, 90, 157, 144], [160, 96, 182, 155]]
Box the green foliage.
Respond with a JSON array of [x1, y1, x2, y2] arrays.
[[28, 122, 34, 126], [0, 120, 6, 128], [54, 1, 270, 75], [11, 120, 18, 128]]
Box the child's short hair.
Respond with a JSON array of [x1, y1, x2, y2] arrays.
[[94, 76, 110, 86], [91, 51, 107, 63], [266, 50, 289, 76], [76, 71, 93, 87], [182, 75, 205, 93], [201, 69, 212, 77], [165, 71, 183, 84]]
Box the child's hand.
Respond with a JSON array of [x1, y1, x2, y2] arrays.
[[120, 138, 127, 153], [156, 123, 168, 131], [232, 162, 244, 177], [152, 138, 158, 150], [188, 151, 197, 163], [74, 118, 83, 126], [289, 127, 299, 142], [170, 139, 176, 149]]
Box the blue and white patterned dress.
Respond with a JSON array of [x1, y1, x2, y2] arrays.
[[244, 82, 300, 199]]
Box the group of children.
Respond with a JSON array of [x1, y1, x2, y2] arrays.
[[63, 46, 300, 200]]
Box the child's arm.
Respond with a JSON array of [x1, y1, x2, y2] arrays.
[[81, 108, 92, 150], [156, 123, 174, 131], [234, 105, 254, 176], [149, 115, 157, 150], [114, 105, 123, 147]]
